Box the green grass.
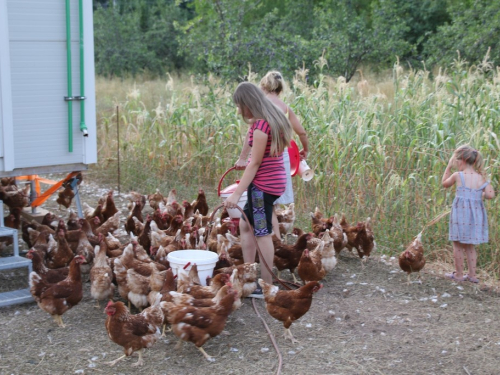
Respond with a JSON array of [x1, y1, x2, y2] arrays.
[[92, 63, 500, 276]]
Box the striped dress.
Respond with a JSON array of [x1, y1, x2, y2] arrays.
[[248, 119, 286, 196]]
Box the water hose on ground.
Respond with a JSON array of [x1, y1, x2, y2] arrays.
[[206, 203, 299, 375]]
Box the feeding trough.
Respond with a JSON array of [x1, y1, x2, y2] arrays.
[[167, 250, 219, 286]]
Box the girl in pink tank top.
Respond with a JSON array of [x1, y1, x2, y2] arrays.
[[224, 82, 292, 289]]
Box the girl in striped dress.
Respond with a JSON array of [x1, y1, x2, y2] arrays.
[[442, 145, 495, 283], [224, 82, 292, 294]]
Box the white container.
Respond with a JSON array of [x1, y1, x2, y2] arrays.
[[167, 250, 219, 286], [297, 160, 314, 181], [220, 183, 248, 218]]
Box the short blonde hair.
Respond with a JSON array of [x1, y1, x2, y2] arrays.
[[260, 71, 284, 95], [233, 82, 292, 156]]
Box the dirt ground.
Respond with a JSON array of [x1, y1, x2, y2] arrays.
[[1, 181, 500, 375]]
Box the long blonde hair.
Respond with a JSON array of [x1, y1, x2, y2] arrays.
[[233, 82, 292, 156], [454, 145, 486, 177]]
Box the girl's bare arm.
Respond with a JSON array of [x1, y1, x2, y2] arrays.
[[288, 107, 309, 159], [483, 183, 495, 199], [442, 157, 456, 188]]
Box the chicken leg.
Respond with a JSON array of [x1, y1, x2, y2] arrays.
[[198, 346, 215, 362], [107, 354, 126, 367], [161, 324, 172, 337], [175, 340, 184, 350], [131, 349, 144, 367], [53, 315, 66, 328], [284, 328, 299, 344]]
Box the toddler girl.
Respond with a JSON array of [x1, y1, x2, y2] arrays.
[[442, 145, 495, 283]]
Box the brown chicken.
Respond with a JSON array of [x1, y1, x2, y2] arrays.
[[297, 245, 326, 283], [328, 215, 348, 254], [311, 211, 328, 236], [46, 229, 74, 269], [74, 229, 95, 277], [259, 278, 323, 343], [137, 215, 152, 254], [125, 201, 144, 235], [124, 191, 146, 211], [56, 186, 75, 209], [213, 262, 258, 298], [90, 245, 115, 307], [26, 249, 69, 284], [319, 231, 338, 273], [102, 190, 119, 222], [340, 215, 376, 265], [178, 272, 230, 299], [104, 295, 164, 367], [66, 210, 80, 231], [274, 232, 312, 283], [148, 189, 164, 210], [276, 203, 295, 237], [399, 232, 425, 284], [164, 287, 237, 361], [165, 214, 184, 236], [168, 284, 232, 309], [191, 188, 209, 216], [182, 200, 194, 220], [95, 212, 121, 236], [3, 184, 30, 209], [29, 255, 85, 327]]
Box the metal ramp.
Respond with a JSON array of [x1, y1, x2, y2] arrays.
[[0, 201, 33, 307]]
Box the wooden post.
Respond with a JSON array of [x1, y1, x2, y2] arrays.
[[117, 105, 121, 196]]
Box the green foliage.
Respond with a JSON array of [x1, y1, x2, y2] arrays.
[[92, 0, 500, 80], [93, 1, 191, 77], [424, 1, 500, 67]]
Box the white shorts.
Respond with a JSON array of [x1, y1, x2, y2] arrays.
[[275, 148, 294, 205]]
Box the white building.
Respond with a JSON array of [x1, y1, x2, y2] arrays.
[[0, 0, 97, 177]]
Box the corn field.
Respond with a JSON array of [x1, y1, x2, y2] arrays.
[[92, 60, 500, 277]]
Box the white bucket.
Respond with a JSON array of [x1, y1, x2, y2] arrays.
[[297, 160, 314, 181], [167, 250, 219, 286], [220, 191, 248, 218]]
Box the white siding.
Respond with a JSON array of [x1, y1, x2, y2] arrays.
[[0, 0, 14, 170], [1, 0, 96, 172]]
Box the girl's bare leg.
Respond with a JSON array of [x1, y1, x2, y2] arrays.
[[271, 208, 280, 238], [452, 241, 465, 278], [255, 234, 274, 285], [240, 218, 256, 264], [464, 244, 477, 279]]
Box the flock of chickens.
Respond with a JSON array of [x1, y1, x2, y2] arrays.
[[0, 177, 427, 366]]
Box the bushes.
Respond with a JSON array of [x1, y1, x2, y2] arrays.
[[93, 0, 500, 79]]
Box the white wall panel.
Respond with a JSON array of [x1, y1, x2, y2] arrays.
[[7, 0, 91, 168]]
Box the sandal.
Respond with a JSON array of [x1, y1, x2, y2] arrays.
[[465, 274, 479, 284], [445, 272, 467, 282]]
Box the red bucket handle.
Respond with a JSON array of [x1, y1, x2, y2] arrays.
[[217, 167, 237, 197]]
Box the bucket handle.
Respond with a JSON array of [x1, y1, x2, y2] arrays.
[[217, 167, 237, 197]]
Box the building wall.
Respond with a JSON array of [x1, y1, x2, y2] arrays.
[[0, 0, 96, 175]]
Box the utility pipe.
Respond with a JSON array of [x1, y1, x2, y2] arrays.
[[78, 0, 88, 137], [65, 0, 73, 152]]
